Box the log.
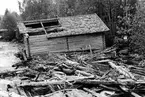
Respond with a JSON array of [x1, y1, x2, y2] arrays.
[[129, 66, 145, 76], [74, 80, 120, 85], [18, 76, 94, 87], [119, 85, 142, 97], [19, 80, 66, 87], [108, 61, 135, 79], [74, 79, 145, 86], [96, 60, 135, 79], [131, 92, 142, 97], [0, 68, 27, 77], [99, 84, 120, 91], [14, 84, 29, 97]]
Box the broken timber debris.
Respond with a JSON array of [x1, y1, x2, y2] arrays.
[[2, 45, 145, 97]]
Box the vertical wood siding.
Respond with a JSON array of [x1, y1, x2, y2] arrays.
[[28, 33, 104, 54], [29, 35, 67, 54], [68, 34, 103, 51]]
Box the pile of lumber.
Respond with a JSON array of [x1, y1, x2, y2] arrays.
[[1, 47, 145, 97]]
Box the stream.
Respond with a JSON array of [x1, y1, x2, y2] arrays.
[[0, 41, 21, 71]]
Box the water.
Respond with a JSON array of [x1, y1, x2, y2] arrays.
[[0, 42, 21, 69]]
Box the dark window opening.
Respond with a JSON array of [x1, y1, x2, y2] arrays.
[[43, 20, 60, 27], [24, 19, 60, 28], [25, 23, 42, 28]]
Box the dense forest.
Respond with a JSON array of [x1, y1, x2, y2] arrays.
[[1, 0, 145, 55]]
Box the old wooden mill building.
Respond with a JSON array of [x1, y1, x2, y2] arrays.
[[18, 14, 109, 58]]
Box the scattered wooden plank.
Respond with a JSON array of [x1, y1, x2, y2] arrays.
[[108, 61, 135, 79], [19, 75, 94, 87], [19, 80, 66, 87], [74, 80, 120, 85], [40, 22, 48, 39], [96, 60, 135, 79]]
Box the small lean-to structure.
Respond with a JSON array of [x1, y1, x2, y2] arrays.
[[17, 14, 109, 58]]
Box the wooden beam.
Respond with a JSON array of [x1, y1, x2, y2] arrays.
[[40, 22, 48, 39], [24, 33, 31, 59], [66, 37, 69, 51], [102, 33, 106, 49]]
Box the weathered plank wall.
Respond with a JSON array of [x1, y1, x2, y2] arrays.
[[68, 34, 103, 51], [29, 35, 67, 54], [29, 33, 104, 54]]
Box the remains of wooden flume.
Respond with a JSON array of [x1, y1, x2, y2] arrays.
[[0, 45, 145, 97]]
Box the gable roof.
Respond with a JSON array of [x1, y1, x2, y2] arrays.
[[47, 14, 109, 38], [18, 14, 109, 38]]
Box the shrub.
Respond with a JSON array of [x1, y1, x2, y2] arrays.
[[129, 4, 145, 55], [1, 10, 18, 41]]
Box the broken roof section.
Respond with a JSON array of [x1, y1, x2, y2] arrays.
[[18, 14, 109, 38]]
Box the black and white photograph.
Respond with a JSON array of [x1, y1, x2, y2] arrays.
[[0, 0, 145, 97]]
